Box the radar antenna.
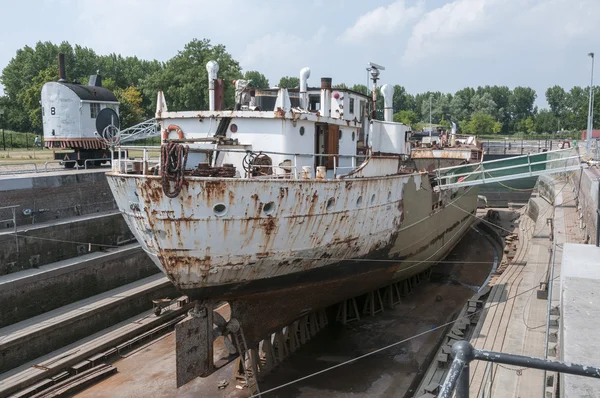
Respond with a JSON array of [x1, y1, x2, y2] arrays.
[[367, 62, 385, 119]]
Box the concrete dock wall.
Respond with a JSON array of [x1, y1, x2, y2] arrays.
[[0, 170, 115, 230], [569, 168, 598, 244], [0, 278, 178, 373], [0, 245, 158, 327], [0, 212, 134, 275]]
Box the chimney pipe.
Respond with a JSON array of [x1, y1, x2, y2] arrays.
[[206, 60, 219, 111], [320, 77, 332, 117], [299, 67, 311, 109], [380, 84, 394, 122], [58, 53, 66, 82]]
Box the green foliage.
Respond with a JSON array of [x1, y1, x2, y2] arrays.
[[17, 67, 58, 130], [115, 85, 145, 128], [393, 110, 418, 126], [2, 39, 599, 137], [0, 130, 42, 149], [141, 39, 242, 112], [333, 83, 348, 89], [350, 84, 368, 95], [278, 76, 299, 89], [244, 71, 269, 89], [466, 113, 496, 135], [492, 121, 502, 134], [534, 109, 558, 133]]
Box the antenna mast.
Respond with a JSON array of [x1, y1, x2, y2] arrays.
[[368, 62, 385, 119]]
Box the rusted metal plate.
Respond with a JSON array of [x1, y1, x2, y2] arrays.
[[175, 313, 211, 388]]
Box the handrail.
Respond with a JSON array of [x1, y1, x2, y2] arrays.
[[0, 204, 19, 252], [0, 162, 38, 174], [436, 147, 579, 172], [436, 155, 581, 181], [438, 341, 600, 398]]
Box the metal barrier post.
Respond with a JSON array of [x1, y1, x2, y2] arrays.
[[440, 341, 474, 398], [12, 206, 18, 253], [457, 362, 470, 398]]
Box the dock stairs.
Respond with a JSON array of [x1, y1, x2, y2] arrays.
[[435, 147, 583, 190]]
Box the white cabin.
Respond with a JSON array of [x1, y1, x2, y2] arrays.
[[155, 63, 412, 179], [42, 79, 119, 149]]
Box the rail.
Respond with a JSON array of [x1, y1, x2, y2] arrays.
[[113, 145, 363, 179], [0, 204, 19, 252], [0, 162, 38, 174], [438, 341, 600, 398], [434, 147, 583, 190]]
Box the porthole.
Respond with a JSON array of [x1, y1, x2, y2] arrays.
[[370, 194, 376, 205], [263, 201, 275, 215], [299, 126, 305, 136], [356, 195, 363, 207], [230, 124, 238, 133], [213, 203, 227, 217], [327, 198, 335, 211], [352, 131, 355, 141], [339, 130, 343, 140]]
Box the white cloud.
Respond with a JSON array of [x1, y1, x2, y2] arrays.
[[239, 28, 329, 85], [338, 0, 425, 44], [402, 0, 600, 63]]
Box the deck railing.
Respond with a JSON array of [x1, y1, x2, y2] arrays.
[[112, 145, 364, 179], [438, 341, 600, 398]]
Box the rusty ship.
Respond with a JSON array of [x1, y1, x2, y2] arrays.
[[104, 62, 483, 381]]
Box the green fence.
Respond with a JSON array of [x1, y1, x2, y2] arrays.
[[0, 131, 42, 150]]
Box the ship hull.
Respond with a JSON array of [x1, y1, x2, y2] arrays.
[[106, 170, 478, 343]]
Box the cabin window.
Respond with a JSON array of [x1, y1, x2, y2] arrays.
[[359, 100, 366, 117], [349, 98, 355, 114], [90, 103, 101, 119]]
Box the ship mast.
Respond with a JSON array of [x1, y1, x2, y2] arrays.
[[368, 62, 385, 119]]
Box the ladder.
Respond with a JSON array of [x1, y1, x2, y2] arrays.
[[435, 147, 583, 190], [231, 325, 260, 395]]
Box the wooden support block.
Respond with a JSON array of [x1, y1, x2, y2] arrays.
[[382, 283, 402, 309], [272, 331, 288, 362], [437, 353, 448, 364], [336, 297, 360, 324], [424, 381, 440, 393], [298, 316, 310, 345], [363, 290, 384, 316]]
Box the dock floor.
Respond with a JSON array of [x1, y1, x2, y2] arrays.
[[469, 175, 584, 397]]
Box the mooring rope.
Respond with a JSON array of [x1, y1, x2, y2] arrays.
[[161, 142, 188, 198]]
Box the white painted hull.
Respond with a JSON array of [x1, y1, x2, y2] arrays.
[[106, 171, 479, 298]]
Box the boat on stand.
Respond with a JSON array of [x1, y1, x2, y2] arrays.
[[105, 61, 484, 386]]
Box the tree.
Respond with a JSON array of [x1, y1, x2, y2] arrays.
[[517, 117, 535, 133], [546, 85, 568, 119], [333, 83, 348, 89], [393, 110, 418, 126], [278, 76, 299, 89], [492, 121, 502, 134], [17, 67, 58, 131], [392, 85, 415, 113], [244, 71, 269, 89], [535, 109, 558, 133], [470, 93, 497, 118], [141, 38, 242, 111], [350, 84, 368, 95], [466, 113, 496, 135], [115, 85, 145, 128], [510, 86, 537, 124]]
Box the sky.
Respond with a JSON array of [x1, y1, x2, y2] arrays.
[[0, 0, 598, 108]]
